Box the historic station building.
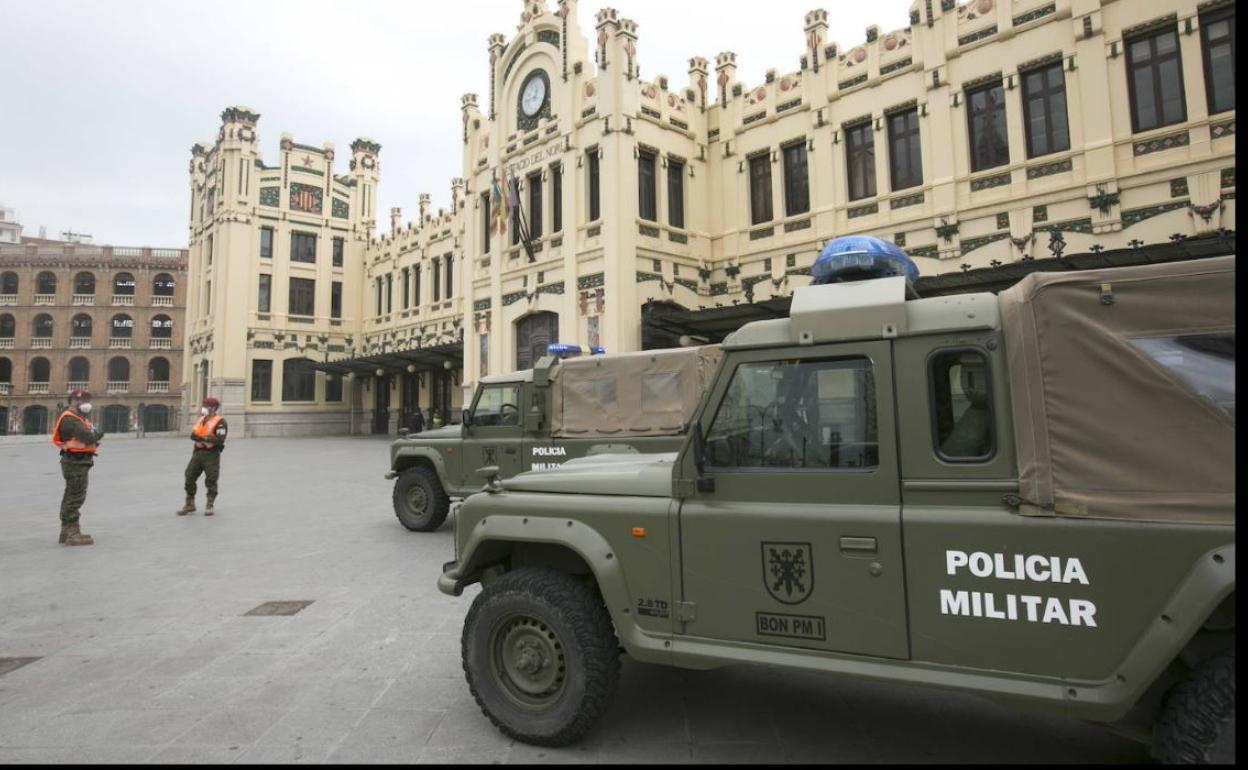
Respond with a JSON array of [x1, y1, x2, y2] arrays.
[[0, 243, 187, 435], [188, 0, 1236, 436]]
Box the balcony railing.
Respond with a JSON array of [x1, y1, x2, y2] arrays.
[[112, 295, 134, 306], [0, 338, 13, 349], [72, 294, 95, 306], [0, 383, 11, 396], [31, 338, 52, 349], [147, 381, 170, 394], [106, 381, 129, 394], [34, 294, 55, 306], [0, 294, 15, 305], [150, 338, 172, 350], [67, 381, 89, 392], [69, 337, 91, 349], [29, 383, 49, 395], [109, 337, 132, 349], [152, 295, 174, 307]]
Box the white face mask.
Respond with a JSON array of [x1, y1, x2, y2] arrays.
[[79, 403, 93, 415], [200, 407, 210, 416]]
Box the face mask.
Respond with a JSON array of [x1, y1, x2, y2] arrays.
[[200, 407, 210, 416], [79, 403, 93, 415]]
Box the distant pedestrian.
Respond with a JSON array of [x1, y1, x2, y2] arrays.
[[410, 408, 425, 434], [52, 389, 102, 546], [176, 397, 228, 516]]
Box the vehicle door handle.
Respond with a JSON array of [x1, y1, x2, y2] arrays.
[[840, 536, 877, 556]]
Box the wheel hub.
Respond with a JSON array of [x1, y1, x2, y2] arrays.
[[492, 615, 566, 706], [405, 485, 428, 512]]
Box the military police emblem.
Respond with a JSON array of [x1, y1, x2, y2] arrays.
[[761, 542, 814, 604]]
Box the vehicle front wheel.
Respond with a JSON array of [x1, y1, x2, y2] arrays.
[[392, 466, 450, 532], [1156, 651, 1235, 764], [462, 567, 621, 746]]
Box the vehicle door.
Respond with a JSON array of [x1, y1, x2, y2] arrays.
[[677, 342, 908, 659], [462, 382, 525, 482]]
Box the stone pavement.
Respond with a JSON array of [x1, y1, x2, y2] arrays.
[[0, 437, 1150, 763]]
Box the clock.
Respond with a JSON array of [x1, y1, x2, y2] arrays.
[[521, 71, 548, 117]]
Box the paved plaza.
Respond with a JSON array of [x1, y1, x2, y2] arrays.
[[0, 436, 1150, 763]]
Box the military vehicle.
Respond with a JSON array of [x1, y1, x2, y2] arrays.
[[438, 241, 1235, 763], [385, 345, 720, 531]]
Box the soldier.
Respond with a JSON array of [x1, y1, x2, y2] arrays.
[[176, 397, 228, 516], [52, 389, 103, 546]]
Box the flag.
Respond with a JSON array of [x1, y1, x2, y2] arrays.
[[490, 178, 506, 234]]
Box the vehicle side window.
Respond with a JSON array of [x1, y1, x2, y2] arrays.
[[471, 385, 521, 427], [930, 350, 995, 462], [705, 357, 879, 469], [1130, 332, 1235, 419]]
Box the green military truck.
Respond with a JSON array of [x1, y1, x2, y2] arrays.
[[438, 255, 1235, 762], [386, 345, 721, 531]]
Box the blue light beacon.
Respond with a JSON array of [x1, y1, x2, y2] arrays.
[[545, 343, 584, 360], [811, 235, 920, 298]]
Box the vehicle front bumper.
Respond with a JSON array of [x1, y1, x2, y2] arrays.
[[437, 560, 464, 596]]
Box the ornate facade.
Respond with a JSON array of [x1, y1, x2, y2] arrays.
[[190, 0, 1236, 435]]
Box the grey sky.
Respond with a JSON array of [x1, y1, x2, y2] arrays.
[[1, 0, 914, 247]]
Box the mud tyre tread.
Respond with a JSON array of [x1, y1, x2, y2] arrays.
[[462, 567, 621, 747], [1156, 651, 1235, 764], [392, 466, 450, 532]]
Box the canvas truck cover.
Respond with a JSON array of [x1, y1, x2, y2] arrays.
[[998, 256, 1234, 525], [550, 346, 723, 437]]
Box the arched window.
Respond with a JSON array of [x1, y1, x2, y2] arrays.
[[68, 357, 90, 383], [74, 272, 96, 295], [0, 272, 17, 295], [33, 314, 54, 338], [29, 357, 50, 383], [111, 314, 133, 338], [0, 314, 14, 338], [36, 271, 57, 295], [514, 311, 560, 371], [148, 356, 170, 382], [71, 314, 92, 338], [107, 357, 130, 382], [150, 315, 173, 338], [0, 357, 12, 383], [113, 272, 135, 296], [153, 273, 175, 296]]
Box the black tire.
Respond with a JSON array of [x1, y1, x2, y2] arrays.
[[392, 466, 450, 532], [1156, 651, 1235, 764], [462, 567, 621, 747]]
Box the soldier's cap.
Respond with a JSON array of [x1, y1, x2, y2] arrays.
[[202, 397, 221, 408], [68, 389, 92, 402]]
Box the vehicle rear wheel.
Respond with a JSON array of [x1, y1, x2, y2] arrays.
[[1156, 651, 1235, 764], [462, 567, 620, 746], [392, 466, 450, 532]]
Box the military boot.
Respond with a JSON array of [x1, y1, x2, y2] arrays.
[[62, 523, 94, 546], [58, 525, 69, 544], [176, 499, 196, 516], [205, 498, 216, 516]]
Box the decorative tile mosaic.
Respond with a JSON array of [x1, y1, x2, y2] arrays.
[[587, 225, 601, 238], [537, 30, 560, 47], [259, 187, 280, 207], [777, 99, 803, 114], [502, 290, 529, 306], [641, 106, 662, 120], [577, 272, 605, 290], [1033, 205, 1048, 222], [503, 42, 528, 82], [894, 232, 907, 246], [996, 212, 1010, 229], [838, 74, 868, 90], [880, 57, 913, 76], [785, 266, 812, 276], [709, 281, 728, 295], [636, 271, 662, 284], [331, 198, 349, 218], [1013, 3, 1056, 26], [1221, 167, 1235, 188], [847, 203, 879, 218], [673, 278, 697, 292], [784, 218, 812, 232], [1034, 216, 1093, 234], [960, 232, 1010, 254], [959, 25, 998, 46], [1026, 157, 1073, 179], [1121, 201, 1187, 229], [707, 128, 720, 141], [1210, 119, 1236, 140], [1133, 130, 1190, 156], [668, 231, 689, 244], [743, 111, 767, 125], [536, 282, 565, 296], [639, 223, 661, 238], [289, 182, 323, 214], [473, 298, 492, 311], [970, 171, 1011, 191], [670, 118, 689, 130], [750, 226, 775, 240], [1170, 178, 1189, 198], [907, 244, 938, 258], [890, 192, 924, 209]]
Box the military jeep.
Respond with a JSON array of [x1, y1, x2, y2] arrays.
[[438, 254, 1235, 762], [386, 345, 720, 531]]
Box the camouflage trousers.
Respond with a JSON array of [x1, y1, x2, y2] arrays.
[[184, 450, 221, 502], [59, 456, 93, 525]]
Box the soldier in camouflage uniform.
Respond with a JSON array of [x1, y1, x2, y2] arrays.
[[176, 397, 228, 516], [52, 389, 103, 546]]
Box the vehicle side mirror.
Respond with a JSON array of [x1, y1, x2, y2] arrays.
[[398, 428, 409, 438], [462, 420, 472, 438]]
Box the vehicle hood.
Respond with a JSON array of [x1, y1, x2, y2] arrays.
[[501, 452, 678, 497], [404, 424, 462, 441]]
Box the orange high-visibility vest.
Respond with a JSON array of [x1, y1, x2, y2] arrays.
[[192, 415, 223, 450], [51, 411, 97, 455]]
